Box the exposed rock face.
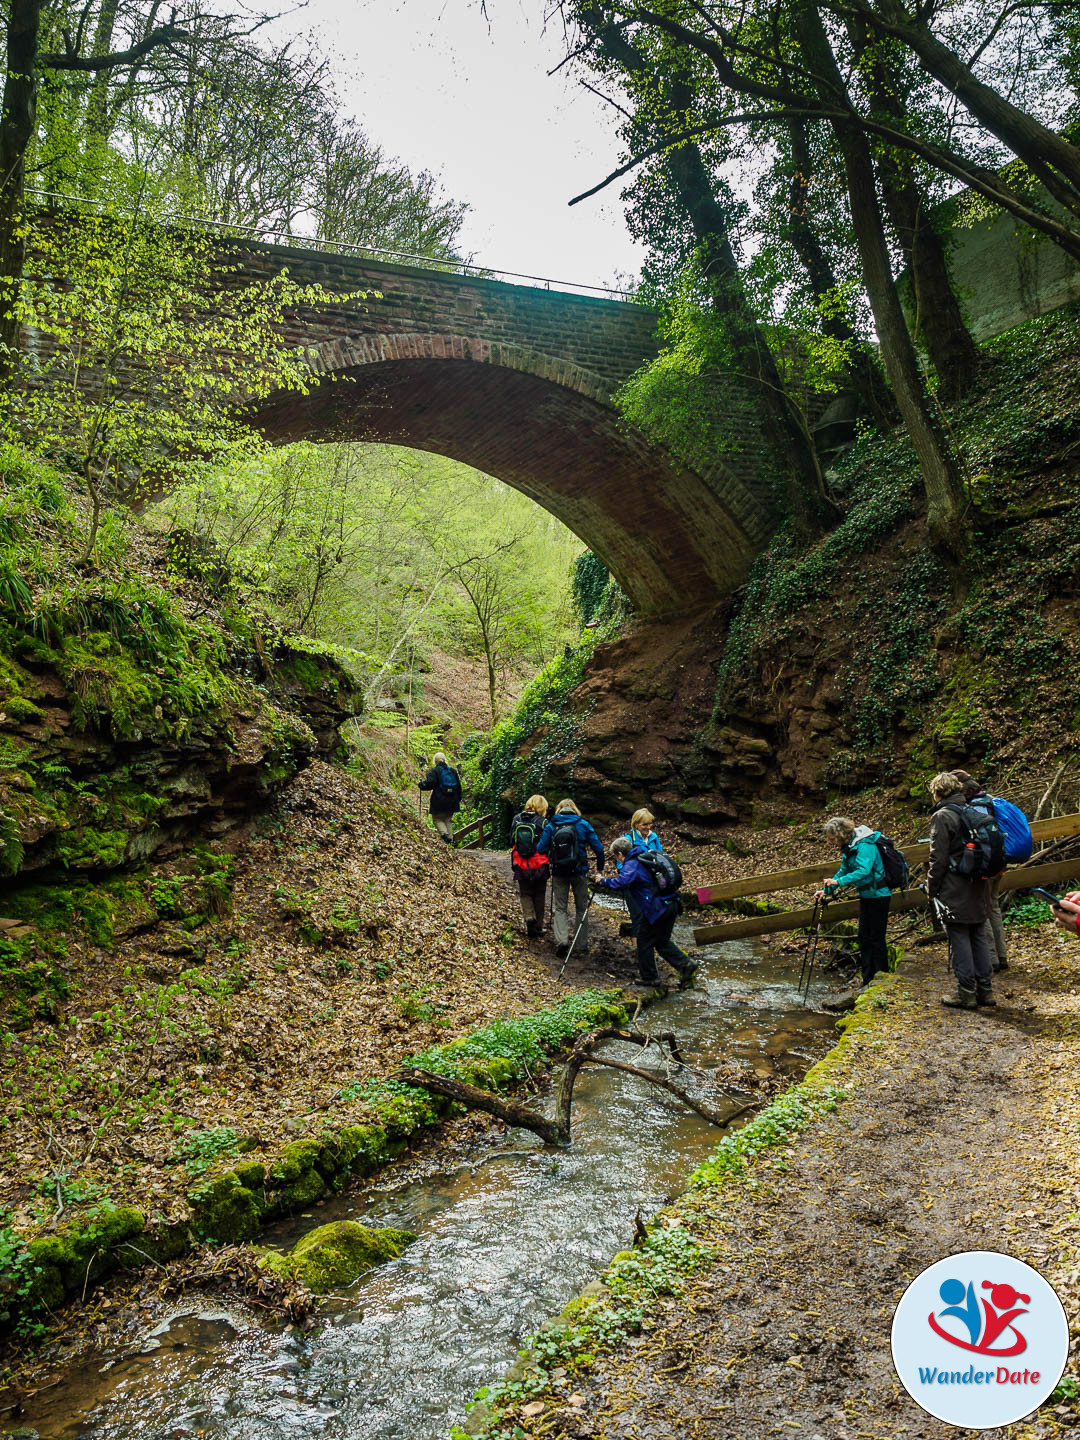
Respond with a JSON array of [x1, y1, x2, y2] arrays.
[[0, 632, 362, 879], [534, 609, 759, 837]]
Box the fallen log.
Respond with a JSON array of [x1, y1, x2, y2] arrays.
[[402, 1027, 741, 1150], [693, 857, 1080, 944], [398, 1067, 565, 1146], [582, 1054, 755, 1128], [693, 812, 1080, 907]]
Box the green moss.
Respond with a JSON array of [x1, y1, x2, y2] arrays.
[[3, 695, 43, 722], [188, 1172, 263, 1243], [282, 1220, 416, 1294]]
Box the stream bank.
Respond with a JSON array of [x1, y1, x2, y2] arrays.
[[6, 923, 834, 1437], [473, 925, 1080, 1440]]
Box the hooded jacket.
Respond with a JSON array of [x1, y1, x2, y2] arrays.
[[928, 790, 991, 926], [598, 844, 674, 925], [827, 826, 891, 900]]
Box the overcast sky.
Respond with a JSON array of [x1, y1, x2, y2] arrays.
[[275, 0, 646, 291]]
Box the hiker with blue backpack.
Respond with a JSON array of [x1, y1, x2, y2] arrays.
[[510, 795, 551, 939], [419, 752, 462, 843], [536, 799, 605, 959], [813, 816, 907, 988], [954, 770, 1034, 974], [926, 771, 1005, 1010], [617, 807, 664, 939], [596, 836, 698, 988]]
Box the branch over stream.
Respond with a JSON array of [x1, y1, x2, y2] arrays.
[[399, 1026, 756, 1148]]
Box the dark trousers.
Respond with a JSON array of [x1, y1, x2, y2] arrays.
[[637, 907, 693, 984], [945, 921, 993, 990], [624, 889, 643, 938], [857, 896, 891, 985]]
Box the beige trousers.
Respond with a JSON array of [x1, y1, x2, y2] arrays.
[[552, 874, 591, 950]]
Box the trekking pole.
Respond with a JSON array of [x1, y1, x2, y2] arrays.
[[797, 897, 820, 996], [801, 897, 827, 1004], [558, 894, 596, 980]]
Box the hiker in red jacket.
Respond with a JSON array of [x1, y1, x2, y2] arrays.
[[510, 794, 550, 939]]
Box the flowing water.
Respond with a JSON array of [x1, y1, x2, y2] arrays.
[[18, 925, 836, 1440]]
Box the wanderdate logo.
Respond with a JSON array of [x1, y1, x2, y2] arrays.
[[892, 1252, 1069, 1428]]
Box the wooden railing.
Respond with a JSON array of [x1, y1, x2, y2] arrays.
[[692, 812, 1080, 945], [453, 813, 496, 850]]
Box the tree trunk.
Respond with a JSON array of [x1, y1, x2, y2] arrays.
[[860, 0, 1080, 211], [783, 118, 896, 426], [662, 128, 839, 531], [846, 20, 981, 403], [0, 0, 43, 381], [794, 0, 966, 560], [578, 6, 838, 532]]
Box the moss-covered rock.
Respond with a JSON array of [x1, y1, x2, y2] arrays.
[[188, 1173, 263, 1243], [281, 1220, 416, 1294]]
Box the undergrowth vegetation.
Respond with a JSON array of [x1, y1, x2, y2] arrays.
[[710, 301, 1080, 791], [461, 616, 621, 840]]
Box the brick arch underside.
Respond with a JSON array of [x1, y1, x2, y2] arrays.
[[251, 348, 773, 617]]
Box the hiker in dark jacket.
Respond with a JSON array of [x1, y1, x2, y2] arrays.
[[953, 769, 1008, 973], [536, 799, 605, 958], [813, 816, 892, 988], [510, 794, 550, 939], [597, 836, 697, 988], [419, 751, 461, 843], [927, 771, 993, 1010], [616, 807, 664, 939]]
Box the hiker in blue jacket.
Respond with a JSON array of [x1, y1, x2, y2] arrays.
[[813, 815, 892, 987], [536, 800, 605, 959], [597, 836, 697, 988], [617, 807, 663, 940]]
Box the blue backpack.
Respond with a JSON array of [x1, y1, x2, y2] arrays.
[[436, 764, 462, 812], [987, 796, 1033, 863]]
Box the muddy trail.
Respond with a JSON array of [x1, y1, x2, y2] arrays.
[[9, 895, 835, 1440]]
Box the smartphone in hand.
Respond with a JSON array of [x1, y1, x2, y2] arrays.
[[1031, 887, 1064, 907]]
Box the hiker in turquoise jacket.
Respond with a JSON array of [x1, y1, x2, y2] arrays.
[[813, 818, 891, 987]]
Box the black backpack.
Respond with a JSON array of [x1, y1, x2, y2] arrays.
[[637, 850, 684, 896], [436, 764, 462, 811], [944, 803, 1006, 880], [511, 812, 540, 860], [549, 820, 584, 876], [875, 835, 910, 891]]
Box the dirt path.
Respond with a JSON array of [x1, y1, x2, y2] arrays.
[[504, 928, 1080, 1440]]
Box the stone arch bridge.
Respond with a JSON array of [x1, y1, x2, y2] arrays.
[[225, 241, 776, 616]]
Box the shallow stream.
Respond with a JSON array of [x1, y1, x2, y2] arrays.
[[19, 925, 835, 1440]]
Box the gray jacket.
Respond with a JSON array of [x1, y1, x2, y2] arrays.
[[928, 790, 990, 925]]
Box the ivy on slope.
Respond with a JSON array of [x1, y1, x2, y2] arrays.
[[712, 300, 1080, 781]]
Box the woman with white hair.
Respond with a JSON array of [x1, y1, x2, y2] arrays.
[[812, 815, 892, 988], [419, 751, 462, 843]]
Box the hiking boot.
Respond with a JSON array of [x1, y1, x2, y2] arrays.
[[526, 919, 539, 939], [619, 922, 635, 938], [555, 944, 568, 960], [993, 958, 1009, 973], [677, 964, 700, 991], [976, 981, 997, 1007], [941, 986, 978, 1010], [638, 973, 661, 987]]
